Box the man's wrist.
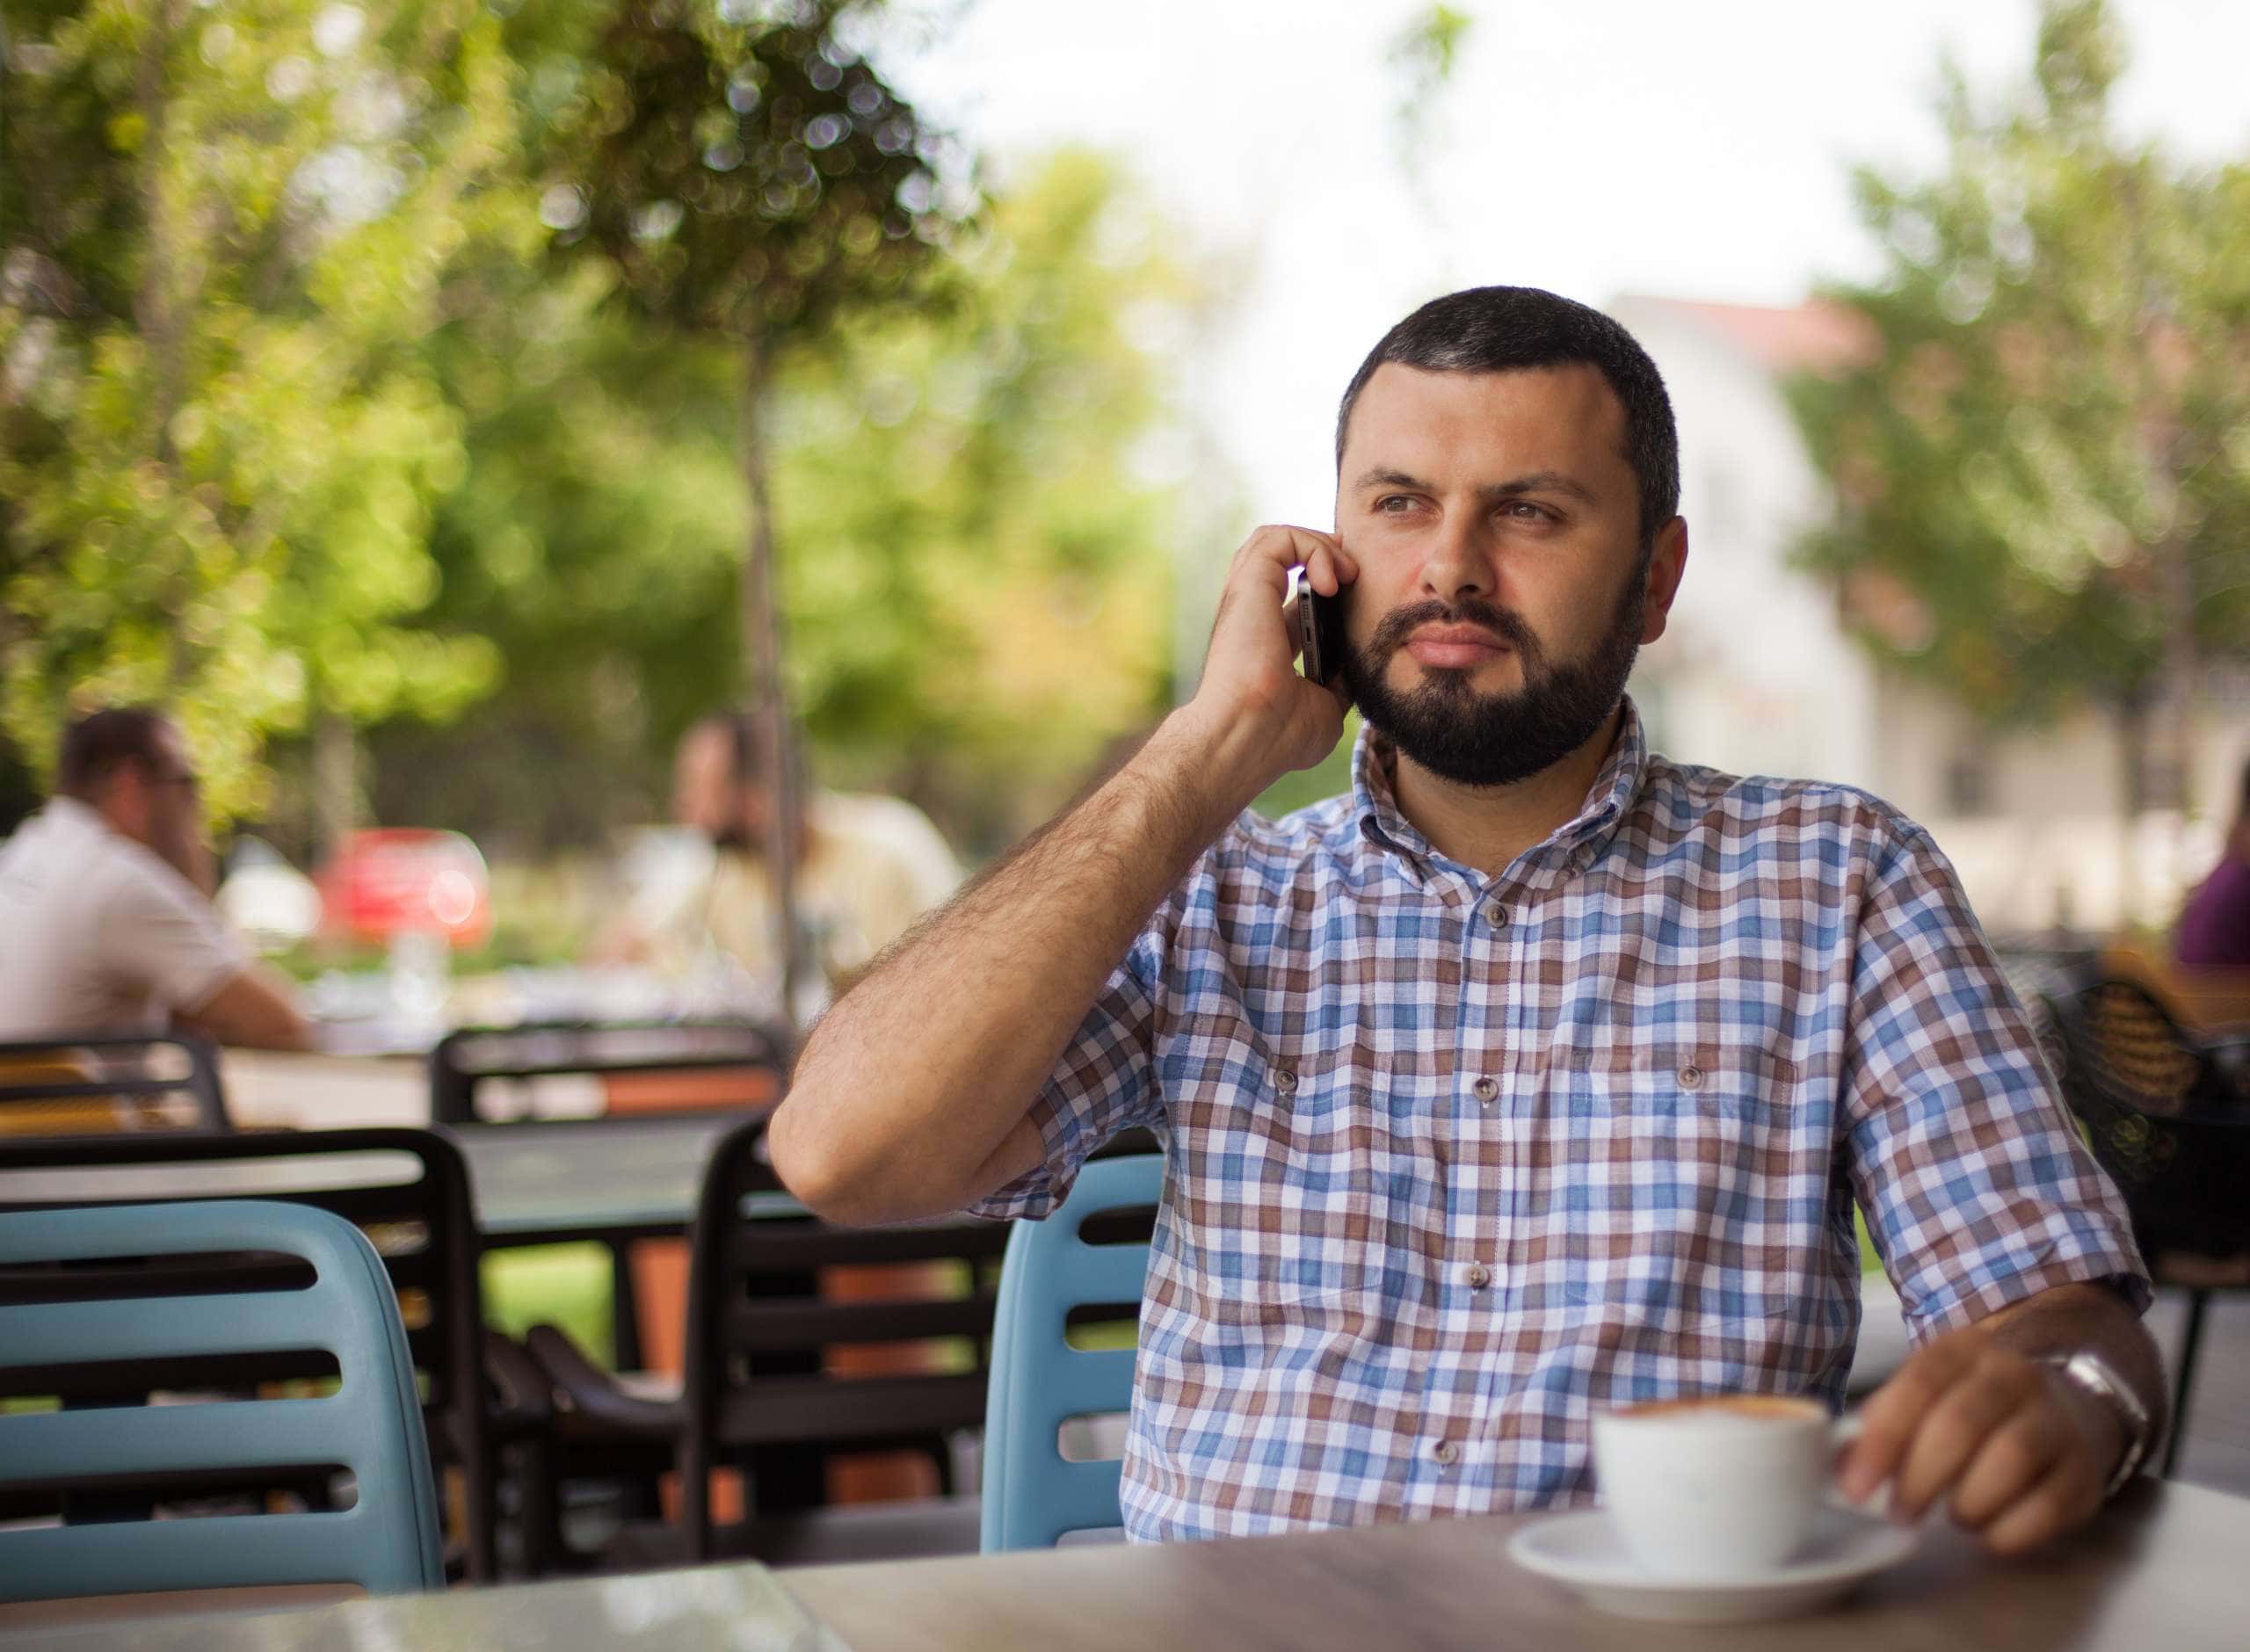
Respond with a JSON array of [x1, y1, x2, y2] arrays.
[[2041, 1351, 2153, 1497], [1143, 706, 1285, 827]]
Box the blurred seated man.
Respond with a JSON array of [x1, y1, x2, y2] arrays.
[[0, 707, 311, 1050], [2174, 757, 2250, 969], [615, 712, 962, 1011]]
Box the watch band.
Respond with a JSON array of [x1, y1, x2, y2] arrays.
[[2042, 1350, 2154, 1498]]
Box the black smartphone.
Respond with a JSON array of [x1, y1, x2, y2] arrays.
[[1288, 565, 1347, 685]]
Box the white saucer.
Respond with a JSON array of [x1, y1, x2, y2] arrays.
[[1507, 1504, 1918, 1623]]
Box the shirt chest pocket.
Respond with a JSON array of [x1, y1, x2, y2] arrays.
[[1533, 1043, 1808, 1315]]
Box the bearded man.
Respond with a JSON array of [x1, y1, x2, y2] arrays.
[[767, 286, 2164, 1554]]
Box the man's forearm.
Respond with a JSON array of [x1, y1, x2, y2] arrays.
[[768, 707, 1273, 1223]]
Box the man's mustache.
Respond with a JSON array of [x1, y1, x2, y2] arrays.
[[1364, 598, 1542, 666]]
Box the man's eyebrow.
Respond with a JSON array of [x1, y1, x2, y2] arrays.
[[1481, 470, 1598, 505], [1348, 466, 1599, 505]]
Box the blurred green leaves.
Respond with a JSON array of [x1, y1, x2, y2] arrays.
[[3, 3, 1219, 857], [2, 0, 525, 818], [386, 147, 1211, 857], [1791, 1, 2250, 782]]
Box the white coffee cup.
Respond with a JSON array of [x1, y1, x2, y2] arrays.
[[1591, 1394, 1859, 1581]]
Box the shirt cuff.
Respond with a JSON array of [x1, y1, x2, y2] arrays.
[[1905, 1230, 2153, 1342]]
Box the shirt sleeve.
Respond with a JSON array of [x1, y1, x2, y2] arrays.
[[1841, 826, 2151, 1339], [95, 853, 248, 1017], [962, 883, 1179, 1222]]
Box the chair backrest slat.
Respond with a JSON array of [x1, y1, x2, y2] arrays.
[[729, 1221, 1009, 1272], [723, 1293, 997, 1352], [0, 1291, 325, 1371], [0, 1033, 228, 1133]]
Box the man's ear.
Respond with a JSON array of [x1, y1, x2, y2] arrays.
[[1637, 518, 1689, 645]]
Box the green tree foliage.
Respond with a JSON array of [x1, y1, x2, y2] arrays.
[[1791, 0, 2250, 809], [0, 0, 529, 818], [376, 148, 1210, 858]]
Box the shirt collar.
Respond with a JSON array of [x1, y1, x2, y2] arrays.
[[1352, 695, 1649, 870], [43, 796, 105, 834]]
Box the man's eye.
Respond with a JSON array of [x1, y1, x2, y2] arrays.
[[1503, 501, 1552, 522], [1375, 495, 1415, 513]]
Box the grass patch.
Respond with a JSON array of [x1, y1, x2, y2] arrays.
[[483, 1243, 614, 1368]]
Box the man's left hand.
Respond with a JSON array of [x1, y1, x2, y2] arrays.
[[1840, 1323, 2123, 1555]]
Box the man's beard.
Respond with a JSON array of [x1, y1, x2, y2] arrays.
[[1338, 576, 1644, 790]]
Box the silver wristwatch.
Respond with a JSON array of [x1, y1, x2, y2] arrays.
[[2042, 1351, 2155, 1498]]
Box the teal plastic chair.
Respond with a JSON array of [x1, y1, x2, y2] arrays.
[[981, 1153, 1162, 1551], [0, 1199, 446, 1601]]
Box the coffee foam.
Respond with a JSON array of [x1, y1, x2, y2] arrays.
[[1607, 1395, 1823, 1426]]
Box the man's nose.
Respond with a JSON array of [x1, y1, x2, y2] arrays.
[[1418, 509, 1492, 605]]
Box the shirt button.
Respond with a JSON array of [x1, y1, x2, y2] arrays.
[[1430, 1440, 1459, 1467], [1274, 1068, 1298, 1095], [1471, 1076, 1499, 1105], [1481, 899, 1508, 929], [1678, 1063, 1703, 1091], [1462, 1262, 1492, 1289]]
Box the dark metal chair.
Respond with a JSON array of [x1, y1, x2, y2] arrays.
[[0, 1032, 228, 1135], [430, 1017, 792, 1388], [428, 1018, 792, 1126], [2043, 977, 2250, 1476], [0, 1127, 552, 1582], [522, 1115, 1009, 1569]]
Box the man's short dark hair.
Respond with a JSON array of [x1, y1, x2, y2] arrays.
[[54, 706, 173, 801], [1335, 286, 1680, 554]]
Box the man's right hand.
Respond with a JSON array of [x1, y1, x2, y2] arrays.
[[1181, 525, 1357, 790]]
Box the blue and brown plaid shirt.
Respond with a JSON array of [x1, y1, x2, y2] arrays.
[[971, 699, 2147, 1541]]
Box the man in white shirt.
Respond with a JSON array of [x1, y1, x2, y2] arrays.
[[0, 707, 310, 1049]]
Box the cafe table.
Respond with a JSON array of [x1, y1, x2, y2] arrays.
[[0, 1112, 750, 1240], [6, 1477, 2244, 1651]]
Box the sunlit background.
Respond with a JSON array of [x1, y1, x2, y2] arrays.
[[4, 0, 2247, 970]]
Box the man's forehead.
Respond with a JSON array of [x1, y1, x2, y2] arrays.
[[1340, 361, 1629, 478]]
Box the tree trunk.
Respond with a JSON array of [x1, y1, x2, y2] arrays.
[[740, 333, 807, 1030], [2158, 533, 2199, 811], [2114, 692, 2146, 931], [314, 711, 357, 864]]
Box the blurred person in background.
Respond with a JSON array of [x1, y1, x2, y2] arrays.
[[2174, 756, 2250, 969], [0, 707, 311, 1048], [608, 711, 962, 1009]]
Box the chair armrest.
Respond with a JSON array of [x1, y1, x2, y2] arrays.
[[523, 1322, 684, 1442], [482, 1329, 556, 1432]]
